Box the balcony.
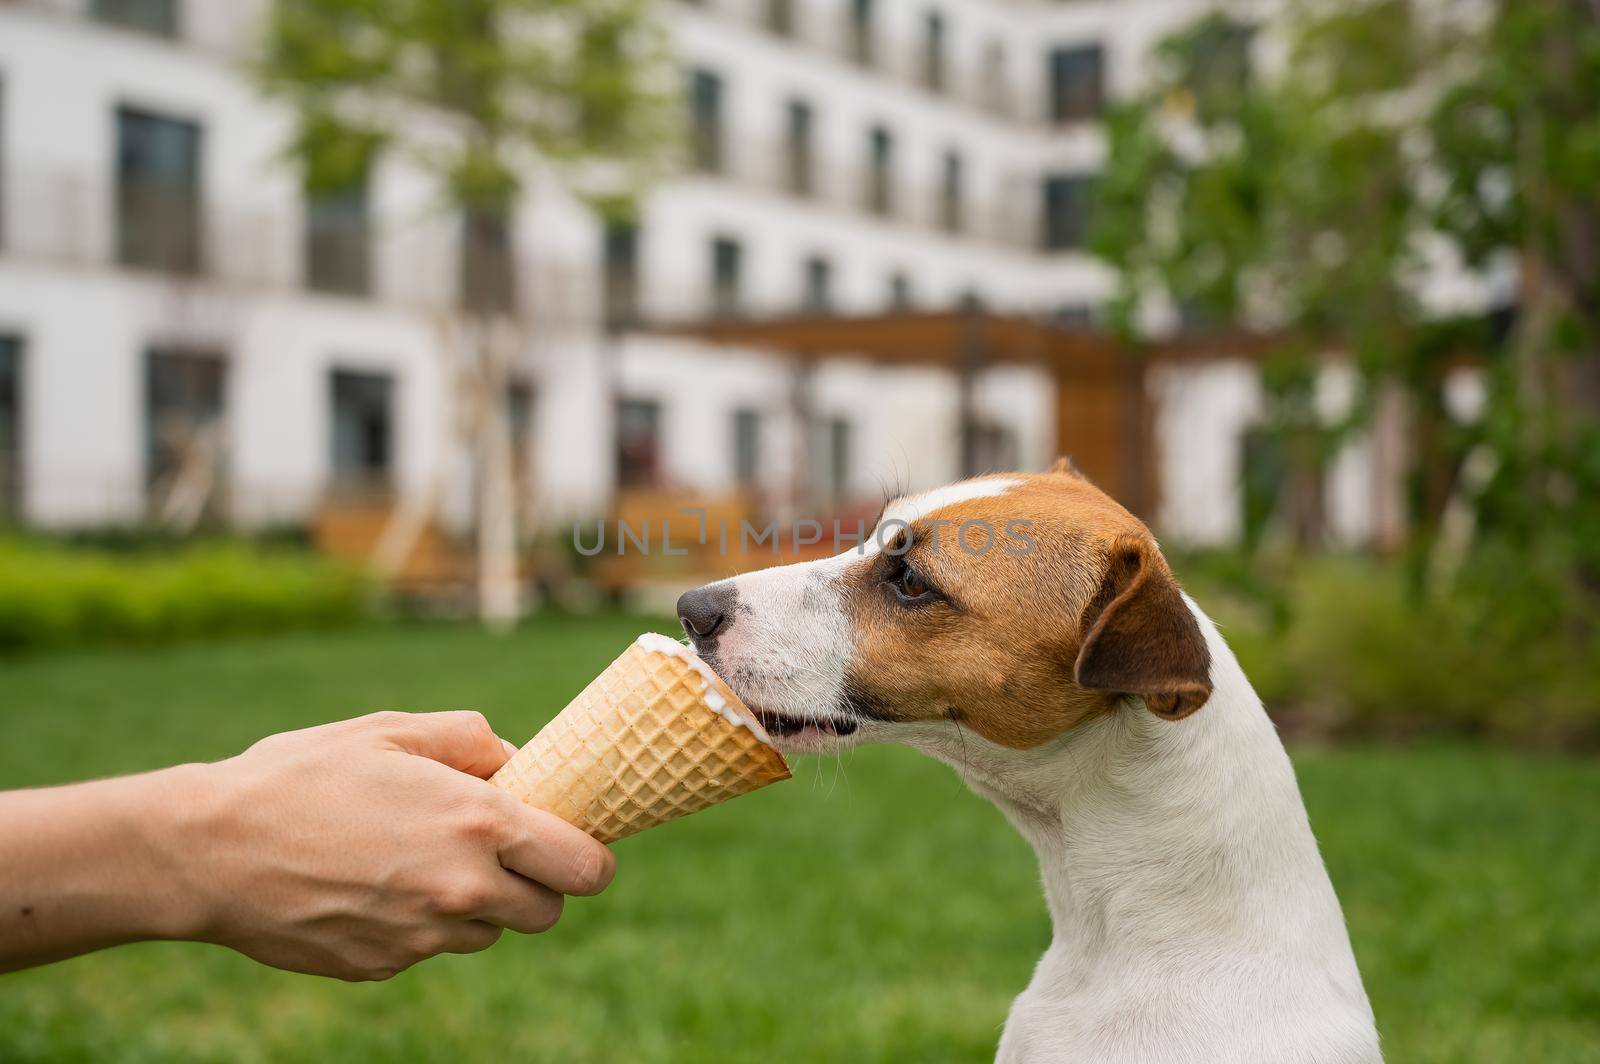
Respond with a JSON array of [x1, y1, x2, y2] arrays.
[[675, 0, 1033, 125], [1, 167, 283, 289], [0, 166, 598, 322], [680, 137, 1039, 252]]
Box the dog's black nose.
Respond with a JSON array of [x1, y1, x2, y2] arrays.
[[676, 583, 732, 645]]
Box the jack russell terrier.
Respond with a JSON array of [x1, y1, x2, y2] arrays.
[[676, 464, 1381, 1063]]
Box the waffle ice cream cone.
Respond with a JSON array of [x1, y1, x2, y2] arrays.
[[490, 634, 790, 843]]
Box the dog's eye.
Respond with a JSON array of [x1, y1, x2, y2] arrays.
[[889, 561, 937, 604]]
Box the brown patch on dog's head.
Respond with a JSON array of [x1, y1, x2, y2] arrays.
[[838, 471, 1213, 748]]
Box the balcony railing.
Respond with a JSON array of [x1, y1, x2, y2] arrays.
[[676, 0, 1034, 125], [0, 167, 605, 326], [0, 160, 1065, 343], [116, 180, 203, 275], [683, 136, 1040, 251], [305, 198, 372, 297]]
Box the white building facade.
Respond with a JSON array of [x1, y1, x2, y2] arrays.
[[0, 0, 1384, 546]]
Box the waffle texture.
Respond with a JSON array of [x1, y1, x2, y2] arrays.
[[490, 640, 791, 843]]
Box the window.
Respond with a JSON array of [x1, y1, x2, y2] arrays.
[[92, 0, 178, 38], [1054, 303, 1096, 328], [710, 236, 743, 317], [972, 423, 1018, 473], [888, 272, 913, 310], [1178, 298, 1214, 331], [732, 407, 761, 487], [690, 69, 724, 174], [306, 179, 370, 296], [922, 12, 947, 94], [616, 398, 662, 487], [814, 416, 852, 501], [1049, 43, 1105, 123], [981, 39, 1011, 117], [330, 369, 395, 491], [146, 348, 226, 516], [1041, 174, 1096, 251], [766, 0, 795, 37], [507, 379, 535, 486], [602, 221, 639, 330], [1240, 422, 1316, 548], [461, 207, 515, 314], [785, 99, 814, 198], [849, 0, 876, 67], [939, 150, 963, 234], [0, 337, 20, 522], [803, 255, 832, 312], [116, 107, 202, 274], [866, 126, 894, 217], [0, 78, 7, 252], [1188, 19, 1255, 120]]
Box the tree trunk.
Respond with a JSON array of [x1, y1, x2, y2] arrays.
[[1369, 380, 1409, 553], [1286, 426, 1325, 550], [373, 472, 441, 581], [476, 322, 521, 631]]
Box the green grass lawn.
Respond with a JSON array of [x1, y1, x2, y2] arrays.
[[2, 614, 1597, 1063]]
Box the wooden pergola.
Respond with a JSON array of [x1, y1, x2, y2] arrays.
[[671, 308, 1273, 520]]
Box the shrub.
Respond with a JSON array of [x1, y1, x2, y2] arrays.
[[1177, 552, 1600, 749], [0, 538, 376, 654]]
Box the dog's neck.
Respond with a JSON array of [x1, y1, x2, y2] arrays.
[[904, 605, 1380, 1062]]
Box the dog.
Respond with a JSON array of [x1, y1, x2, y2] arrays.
[[675, 464, 1382, 1063]]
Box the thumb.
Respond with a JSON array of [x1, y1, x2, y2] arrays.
[[380, 710, 513, 779]]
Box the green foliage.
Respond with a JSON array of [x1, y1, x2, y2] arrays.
[[1183, 553, 1600, 748], [1099, 0, 1600, 621], [290, 107, 386, 195], [1431, 0, 1600, 293], [0, 538, 376, 654], [2, 620, 1597, 1061], [1092, 4, 1430, 555], [1092, 4, 1422, 343], [257, 0, 677, 219], [1426, 0, 1600, 593]]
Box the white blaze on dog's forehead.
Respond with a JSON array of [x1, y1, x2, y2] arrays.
[[633, 632, 777, 747], [801, 477, 1023, 572], [879, 478, 1020, 539]]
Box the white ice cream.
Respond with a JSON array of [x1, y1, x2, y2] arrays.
[[634, 632, 777, 747]]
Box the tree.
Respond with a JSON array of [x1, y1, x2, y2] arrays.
[[1093, 4, 1424, 550], [1429, 0, 1600, 587], [259, 0, 673, 628], [1093, 0, 1600, 597]]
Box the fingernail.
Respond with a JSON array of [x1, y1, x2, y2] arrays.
[[501, 739, 519, 758]]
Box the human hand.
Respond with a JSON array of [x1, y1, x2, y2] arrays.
[[171, 711, 615, 980]]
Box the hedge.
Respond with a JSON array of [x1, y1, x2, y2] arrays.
[[1182, 554, 1600, 749], [0, 538, 375, 654]]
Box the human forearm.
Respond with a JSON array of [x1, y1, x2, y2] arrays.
[[0, 712, 614, 980], [0, 764, 211, 972]]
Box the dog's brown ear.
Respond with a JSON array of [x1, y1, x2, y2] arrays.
[[1074, 538, 1213, 720]]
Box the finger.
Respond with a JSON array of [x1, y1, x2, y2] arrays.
[[473, 873, 566, 935], [380, 710, 511, 779], [441, 920, 505, 955], [494, 797, 617, 896]]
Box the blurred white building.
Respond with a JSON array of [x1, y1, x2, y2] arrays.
[[0, 0, 1393, 547]]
